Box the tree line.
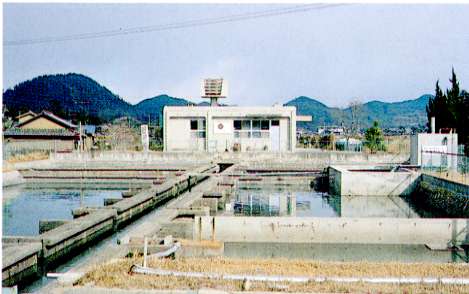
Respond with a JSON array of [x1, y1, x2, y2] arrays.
[[426, 69, 469, 155]]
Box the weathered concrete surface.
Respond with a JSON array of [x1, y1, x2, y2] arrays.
[[224, 242, 458, 263], [41, 209, 117, 267], [421, 173, 469, 195], [49, 150, 408, 168], [2, 242, 42, 287], [2, 170, 25, 187], [329, 166, 420, 196], [39, 220, 70, 234], [104, 198, 122, 206], [194, 216, 469, 247]]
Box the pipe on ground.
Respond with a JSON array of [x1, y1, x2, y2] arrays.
[[148, 242, 181, 259], [130, 265, 469, 285]]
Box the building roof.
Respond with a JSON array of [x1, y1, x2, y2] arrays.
[[16, 110, 77, 129], [15, 111, 37, 120]]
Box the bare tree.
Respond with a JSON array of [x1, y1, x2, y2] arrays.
[[349, 99, 363, 136]]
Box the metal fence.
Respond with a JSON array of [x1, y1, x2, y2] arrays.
[[421, 150, 469, 185]]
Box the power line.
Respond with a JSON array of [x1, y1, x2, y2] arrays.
[[5, 4, 349, 46]]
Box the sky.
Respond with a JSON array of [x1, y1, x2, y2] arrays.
[[3, 3, 469, 107]]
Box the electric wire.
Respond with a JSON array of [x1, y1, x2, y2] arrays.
[[5, 3, 349, 46]]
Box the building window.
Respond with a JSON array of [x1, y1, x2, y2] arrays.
[[233, 119, 270, 140], [190, 119, 206, 139], [234, 120, 241, 130], [190, 120, 198, 130], [252, 120, 260, 130], [271, 120, 279, 126], [242, 120, 251, 130]]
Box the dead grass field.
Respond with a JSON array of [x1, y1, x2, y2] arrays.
[[5, 151, 49, 164], [77, 257, 469, 293]]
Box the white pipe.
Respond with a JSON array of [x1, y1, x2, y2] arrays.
[[130, 265, 469, 285], [147, 242, 181, 259]]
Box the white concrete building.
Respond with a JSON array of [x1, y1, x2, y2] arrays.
[[164, 105, 307, 152], [410, 132, 458, 169], [410, 118, 458, 169]]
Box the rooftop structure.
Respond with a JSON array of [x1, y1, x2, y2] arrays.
[[201, 78, 227, 106]]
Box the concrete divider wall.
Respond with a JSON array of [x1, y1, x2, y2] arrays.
[[328, 166, 420, 196], [2, 242, 42, 288], [2, 164, 217, 287], [40, 209, 117, 267], [194, 216, 469, 246], [421, 174, 469, 195], [50, 150, 408, 166]]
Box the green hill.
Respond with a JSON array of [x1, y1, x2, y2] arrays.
[[134, 94, 191, 123], [285, 95, 432, 130], [3, 73, 134, 124], [3, 73, 431, 129]]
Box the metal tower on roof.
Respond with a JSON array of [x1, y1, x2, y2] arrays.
[[201, 78, 228, 106]]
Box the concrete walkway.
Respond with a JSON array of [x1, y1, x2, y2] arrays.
[[34, 165, 236, 294]]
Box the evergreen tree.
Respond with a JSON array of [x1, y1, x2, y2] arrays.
[[426, 69, 469, 155], [364, 121, 385, 153]]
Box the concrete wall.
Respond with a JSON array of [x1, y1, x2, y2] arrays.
[[421, 173, 469, 195], [49, 150, 409, 169], [194, 216, 469, 246], [329, 166, 420, 196], [163, 106, 296, 152], [2, 171, 25, 187]]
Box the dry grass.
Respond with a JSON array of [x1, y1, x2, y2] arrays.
[[77, 257, 469, 293], [385, 136, 410, 155], [5, 151, 49, 164]]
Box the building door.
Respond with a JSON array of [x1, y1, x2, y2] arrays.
[[271, 120, 280, 151]]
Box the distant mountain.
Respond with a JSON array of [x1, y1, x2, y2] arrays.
[[134, 94, 191, 123], [3, 73, 432, 129], [3, 73, 134, 124], [285, 95, 432, 130]]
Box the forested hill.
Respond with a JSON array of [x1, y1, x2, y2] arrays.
[[3, 73, 135, 124], [2, 73, 190, 124], [285, 95, 432, 129], [3, 73, 431, 128], [134, 95, 190, 123]]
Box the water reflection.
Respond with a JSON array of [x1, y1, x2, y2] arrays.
[[231, 185, 421, 218]]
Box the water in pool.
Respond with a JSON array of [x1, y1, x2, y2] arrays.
[[2, 185, 125, 236], [231, 184, 420, 218]]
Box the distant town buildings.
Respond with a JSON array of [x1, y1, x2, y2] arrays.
[[317, 125, 345, 136]]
